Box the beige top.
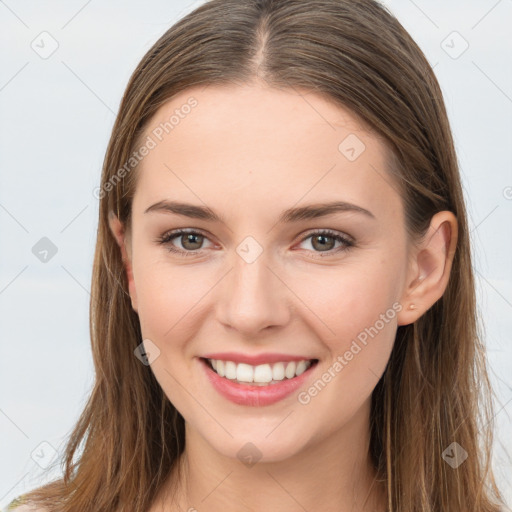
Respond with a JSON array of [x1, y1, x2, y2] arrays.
[[3, 494, 47, 512]]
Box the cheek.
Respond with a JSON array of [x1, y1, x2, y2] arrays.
[[134, 262, 200, 340], [131, 250, 223, 368], [132, 260, 204, 404], [291, 263, 399, 399], [292, 259, 400, 341]]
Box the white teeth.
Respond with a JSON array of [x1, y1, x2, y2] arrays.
[[225, 361, 237, 380], [216, 360, 225, 377], [285, 361, 296, 379], [207, 358, 315, 384], [272, 362, 285, 381], [236, 363, 254, 383], [254, 364, 273, 383], [295, 360, 307, 376]]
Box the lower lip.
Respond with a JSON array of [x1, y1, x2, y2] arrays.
[[199, 357, 318, 406]]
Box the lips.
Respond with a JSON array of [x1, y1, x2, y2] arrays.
[[199, 356, 319, 406]]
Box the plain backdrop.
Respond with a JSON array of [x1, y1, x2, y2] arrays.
[[0, 0, 511, 509]]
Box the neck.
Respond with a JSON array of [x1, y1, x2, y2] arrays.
[[155, 399, 386, 512]]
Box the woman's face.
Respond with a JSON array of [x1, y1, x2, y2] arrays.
[[117, 83, 418, 462]]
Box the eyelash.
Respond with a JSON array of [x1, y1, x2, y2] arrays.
[[156, 228, 355, 259]]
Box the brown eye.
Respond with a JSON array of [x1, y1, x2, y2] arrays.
[[297, 229, 354, 257], [179, 232, 204, 250], [158, 229, 213, 255], [310, 233, 336, 251]]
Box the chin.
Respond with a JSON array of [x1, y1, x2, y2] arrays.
[[207, 427, 311, 465]]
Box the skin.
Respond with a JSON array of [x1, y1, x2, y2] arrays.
[[109, 82, 458, 512]]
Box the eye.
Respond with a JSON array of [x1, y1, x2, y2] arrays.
[[156, 228, 354, 258], [157, 229, 213, 256], [296, 229, 354, 258]]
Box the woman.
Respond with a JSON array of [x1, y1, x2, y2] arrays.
[[7, 0, 506, 510]]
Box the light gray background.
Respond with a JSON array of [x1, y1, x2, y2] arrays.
[[1, 0, 511, 509]]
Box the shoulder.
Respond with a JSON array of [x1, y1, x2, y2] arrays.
[[3, 494, 48, 512], [6, 506, 47, 512]]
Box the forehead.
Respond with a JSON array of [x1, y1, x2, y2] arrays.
[[132, 83, 402, 223]]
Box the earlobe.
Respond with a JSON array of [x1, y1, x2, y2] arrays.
[[108, 212, 138, 312], [397, 211, 458, 326]]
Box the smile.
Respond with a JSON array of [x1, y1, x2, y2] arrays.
[[205, 357, 318, 386], [199, 357, 319, 406]]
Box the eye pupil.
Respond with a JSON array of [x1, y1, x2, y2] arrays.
[[312, 234, 335, 251], [182, 233, 203, 250]]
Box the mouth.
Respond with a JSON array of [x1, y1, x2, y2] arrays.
[[200, 357, 319, 386]]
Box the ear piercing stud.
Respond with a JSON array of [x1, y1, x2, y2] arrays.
[[408, 304, 417, 310]]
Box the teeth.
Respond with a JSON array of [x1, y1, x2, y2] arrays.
[[236, 362, 256, 382], [295, 360, 308, 376], [216, 360, 224, 376], [272, 362, 285, 381], [207, 358, 315, 384], [285, 361, 296, 379], [225, 361, 237, 380]]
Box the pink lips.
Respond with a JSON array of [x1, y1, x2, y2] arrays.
[[199, 357, 318, 407]]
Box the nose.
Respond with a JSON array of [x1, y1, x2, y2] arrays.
[[215, 249, 291, 337]]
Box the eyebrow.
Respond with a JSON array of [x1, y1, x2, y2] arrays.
[[144, 200, 375, 223]]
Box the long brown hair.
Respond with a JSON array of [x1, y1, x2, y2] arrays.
[[14, 1, 506, 510]]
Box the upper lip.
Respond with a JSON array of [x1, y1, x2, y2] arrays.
[[201, 352, 318, 366]]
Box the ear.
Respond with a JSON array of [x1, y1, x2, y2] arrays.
[[108, 211, 138, 313], [397, 211, 458, 326]]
